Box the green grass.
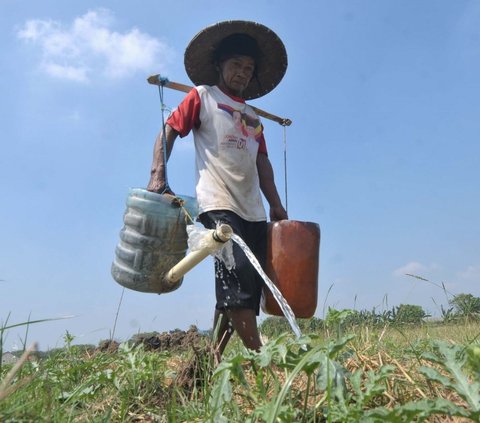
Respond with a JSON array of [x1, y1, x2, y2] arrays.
[[1, 320, 479, 422]]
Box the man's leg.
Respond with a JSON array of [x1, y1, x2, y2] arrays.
[[212, 308, 262, 358], [226, 308, 262, 352], [199, 211, 265, 355], [212, 309, 234, 360]]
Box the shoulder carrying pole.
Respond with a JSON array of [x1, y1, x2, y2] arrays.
[[147, 74, 292, 127]]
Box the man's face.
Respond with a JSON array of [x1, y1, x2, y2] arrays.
[[218, 55, 255, 97]]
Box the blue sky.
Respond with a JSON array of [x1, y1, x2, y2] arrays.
[[1, 0, 480, 350]]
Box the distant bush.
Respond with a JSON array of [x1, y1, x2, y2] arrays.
[[450, 294, 480, 320], [260, 295, 480, 335], [393, 304, 429, 324], [260, 303, 432, 336], [343, 309, 392, 326]]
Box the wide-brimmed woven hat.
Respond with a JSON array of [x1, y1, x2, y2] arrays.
[[184, 20, 287, 100]]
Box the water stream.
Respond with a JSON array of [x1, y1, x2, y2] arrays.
[[231, 234, 302, 339], [187, 224, 302, 339]]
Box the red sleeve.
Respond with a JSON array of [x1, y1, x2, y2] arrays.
[[166, 88, 201, 137]]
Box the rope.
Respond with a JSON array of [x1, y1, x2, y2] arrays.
[[155, 76, 196, 227], [181, 203, 196, 225], [157, 76, 172, 194], [282, 122, 289, 215]]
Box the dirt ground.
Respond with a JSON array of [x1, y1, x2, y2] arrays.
[[131, 326, 213, 393], [130, 325, 208, 353], [95, 326, 212, 394], [97, 325, 208, 354]]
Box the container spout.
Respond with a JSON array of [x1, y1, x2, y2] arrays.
[[165, 224, 233, 284]]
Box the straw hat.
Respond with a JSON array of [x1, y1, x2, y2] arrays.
[[184, 20, 288, 100]]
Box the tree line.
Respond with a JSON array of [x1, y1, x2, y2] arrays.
[[260, 293, 480, 336]]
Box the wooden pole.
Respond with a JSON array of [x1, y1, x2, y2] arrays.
[[147, 74, 292, 127]]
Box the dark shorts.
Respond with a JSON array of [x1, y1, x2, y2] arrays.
[[198, 210, 267, 315]]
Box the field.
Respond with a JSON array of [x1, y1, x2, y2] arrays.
[[1, 309, 479, 422]]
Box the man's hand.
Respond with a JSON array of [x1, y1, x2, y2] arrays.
[[146, 178, 176, 196], [146, 178, 165, 193], [270, 205, 288, 221]]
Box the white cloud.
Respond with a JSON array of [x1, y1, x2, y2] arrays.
[[16, 8, 172, 82], [42, 62, 88, 82], [392, 261, 438, 278], [393, 261, 426, 278], [17, 19, 57, 41], [457, 265, 480, 282]]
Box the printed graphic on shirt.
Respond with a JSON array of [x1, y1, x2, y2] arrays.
[[217, 103, 262, 142]]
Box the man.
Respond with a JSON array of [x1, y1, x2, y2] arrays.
[[147, 21, 288, 358]]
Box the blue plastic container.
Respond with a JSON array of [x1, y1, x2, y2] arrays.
[[111, 188, 198, 293]]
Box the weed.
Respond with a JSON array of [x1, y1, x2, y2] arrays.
[[1, 316, 480, 421]]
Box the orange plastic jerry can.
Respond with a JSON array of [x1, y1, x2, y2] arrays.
[[262, 220, 320, 318]]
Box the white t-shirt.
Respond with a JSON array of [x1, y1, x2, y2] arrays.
[[167, 85, 267, 221]]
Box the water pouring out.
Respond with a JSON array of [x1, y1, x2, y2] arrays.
[[231, 234, 302, 339]]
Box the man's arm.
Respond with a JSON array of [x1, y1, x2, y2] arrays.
[[257, 152, 288, 221], [147, 124, 179, 193]]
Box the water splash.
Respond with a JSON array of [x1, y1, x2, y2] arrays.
[[231, 234, 302, 339]]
